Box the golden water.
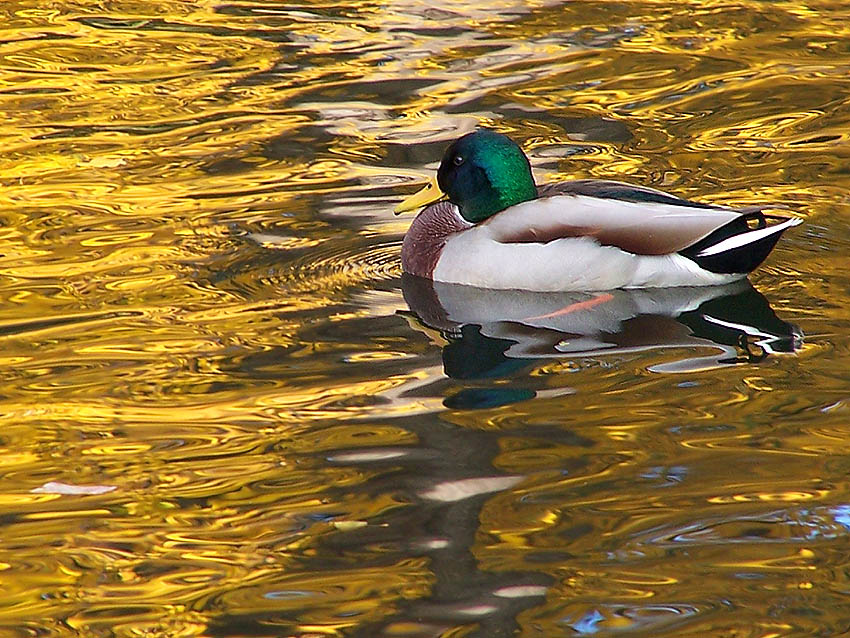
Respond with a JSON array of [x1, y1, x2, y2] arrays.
[[1, 1, 849, 636]]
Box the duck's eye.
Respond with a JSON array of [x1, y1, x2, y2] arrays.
[[453, 155, 464, 166]]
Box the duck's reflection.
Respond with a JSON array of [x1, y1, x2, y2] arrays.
[[401, 274, 801, 407], [246, 281, 803, 638]]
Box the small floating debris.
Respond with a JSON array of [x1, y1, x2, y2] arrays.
[[331, 520, 368, 531], [31, 481, 117, 496]]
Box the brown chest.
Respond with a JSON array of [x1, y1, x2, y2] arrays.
[[401, 202, 471, 278]]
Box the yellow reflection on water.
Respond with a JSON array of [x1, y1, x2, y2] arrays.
[[0, 0, 846, 635]]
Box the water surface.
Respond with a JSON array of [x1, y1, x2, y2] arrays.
[[1, 1, 849, 636]]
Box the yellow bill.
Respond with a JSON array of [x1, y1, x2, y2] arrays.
[[394, 176, 445, 215]]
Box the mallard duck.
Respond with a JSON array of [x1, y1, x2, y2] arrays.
[[394, 129, 802, 291]]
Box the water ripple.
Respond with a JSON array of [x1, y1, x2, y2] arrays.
[[0, 1, 845, 637]]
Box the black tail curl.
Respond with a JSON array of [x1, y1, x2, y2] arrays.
[[680, 213, 799, 274]]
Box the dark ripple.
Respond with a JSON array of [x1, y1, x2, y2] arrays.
[[0, 309, 144, 338]]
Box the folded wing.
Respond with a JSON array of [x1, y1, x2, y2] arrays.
[[483, 180, 800, 273]]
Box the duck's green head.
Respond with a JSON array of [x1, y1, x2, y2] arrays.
[[394, 129, 538, 223]]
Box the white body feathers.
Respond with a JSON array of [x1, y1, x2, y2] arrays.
[[412, 194, 800, 292]]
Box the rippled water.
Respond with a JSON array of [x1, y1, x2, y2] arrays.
[[2, 1, 850, 636]]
